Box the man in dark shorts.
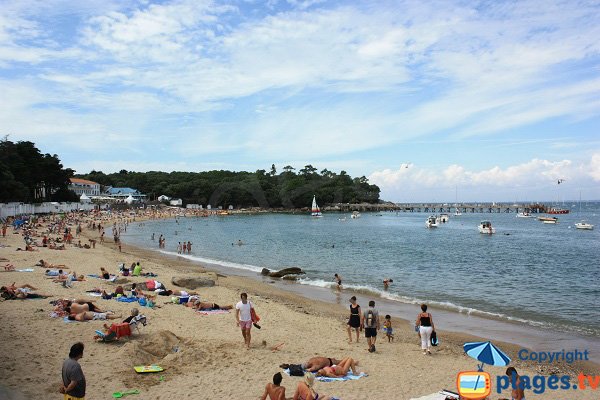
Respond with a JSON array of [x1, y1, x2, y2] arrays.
[[61, 342, 86, 400], [361, 300, 380, 353]]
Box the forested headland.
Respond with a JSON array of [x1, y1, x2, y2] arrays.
[[0, 138, 381, 207], [0, 138, 77, 203], [79, 165, 380, 208]]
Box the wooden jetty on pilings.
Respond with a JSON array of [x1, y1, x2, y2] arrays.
[[325, 202, 549, 213]]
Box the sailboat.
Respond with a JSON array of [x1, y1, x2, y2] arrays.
[[575, 191, 594, 230], [454, 185, 462, 216], [311, 195, 322, 217]]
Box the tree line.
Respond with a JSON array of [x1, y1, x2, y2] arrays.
[[0, 138, 78, 203], [79, 164, 381, 208]]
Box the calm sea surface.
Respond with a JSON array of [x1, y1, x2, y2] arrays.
[[121, 203, 600, 338]]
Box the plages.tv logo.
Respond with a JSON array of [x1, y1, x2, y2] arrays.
[[456, 371, 491, 399], [457, 341, 512, 400]]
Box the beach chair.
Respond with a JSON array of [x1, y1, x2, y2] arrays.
[[95, 329, 117, 343], [129, 315, 147, 334], [111, 322, 132, 339]]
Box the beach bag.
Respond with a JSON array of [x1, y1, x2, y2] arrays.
[[415, 325, 420, 332], [250, 307, 260, 323], [288, 364, 304, 376], [431, 331, 439, 346]]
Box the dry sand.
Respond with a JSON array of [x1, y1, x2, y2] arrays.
[[0, 215, 597, 400]]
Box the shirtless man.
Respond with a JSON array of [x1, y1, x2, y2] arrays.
[[302, 356, 341, 373], [191, 301, 233, 311], [66, 301, 104, 314], [68, 311, 121, 321], [260, 372, 286, 400]]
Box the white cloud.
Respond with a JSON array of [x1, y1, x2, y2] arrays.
[[369, 155, 600, 202]]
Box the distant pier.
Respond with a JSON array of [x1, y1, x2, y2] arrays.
[[325, 203, 551, 213]]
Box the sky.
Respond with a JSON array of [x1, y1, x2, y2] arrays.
[[1, 0, 599, 202]]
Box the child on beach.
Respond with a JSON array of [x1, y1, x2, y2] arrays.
[[383, 315, 394, 342]]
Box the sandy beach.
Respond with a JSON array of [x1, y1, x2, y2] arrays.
[[0, 212, 598, 400]]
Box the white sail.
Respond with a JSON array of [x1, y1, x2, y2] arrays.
[[311, 195, 322, 217]]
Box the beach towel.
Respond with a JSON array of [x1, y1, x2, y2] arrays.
[[87, 274, 118, 282], [117, 297, 138, 303], [196, 309, 230, 315], [17, 268, 34, 272], [283, 369, 367, 382], [316, 372, 367, 382], [63, 316, 77, 323], [409, 389, 459, 400], [87, 292, 102, 297]]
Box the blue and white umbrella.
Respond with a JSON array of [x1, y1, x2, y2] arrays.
[[463, 341, 511, 371]]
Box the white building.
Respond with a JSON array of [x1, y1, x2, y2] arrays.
[[69, 178, 101, 196], [157, 195, 171, 202], [169, 198, 183, 206]]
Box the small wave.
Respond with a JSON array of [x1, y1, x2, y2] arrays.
[[293, 277, 600, 337], [158, 250, 264, 273]]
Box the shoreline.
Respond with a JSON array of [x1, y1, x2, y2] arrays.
[[1, 213, 598, 400], [120, 222, 600, 365]]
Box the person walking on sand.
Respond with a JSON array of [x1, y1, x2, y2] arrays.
[[416, 304, 435, 355], [347, 296, 361, 343], [235, 292, 254, 349], [361, 300, 380, 352], [60, 342, 86, 400], [334, 273, 342, 290]]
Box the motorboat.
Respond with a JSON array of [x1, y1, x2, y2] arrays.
[[575, 221, 594, 230], [426, 216, 438, 228], [478, 220, 495, 234], [454, 209, 462, 216], [437, 213, 449, 223], [547, 207, 569, 214], [350, 211, 361, 219], [538, 216, 558, 223], [516, 212, 533, 218]]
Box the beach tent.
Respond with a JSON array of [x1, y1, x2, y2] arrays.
[[124, 195, 135, 204], [80, 193, 91, 203]]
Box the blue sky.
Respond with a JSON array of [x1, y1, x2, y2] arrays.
[[1, 0, 599, 201]]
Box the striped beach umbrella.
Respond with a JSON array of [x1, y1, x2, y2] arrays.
[[463, 341, 511, 370]]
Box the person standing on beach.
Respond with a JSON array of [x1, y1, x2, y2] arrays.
[[506, 367, 525, 400], [361, 300, 380, 352], [235, 292, 254, 349], [60, 342, 86, 400], [416, 304, 435, 355], [347, 296, 361, 343], [334, 274, 342, 290], [186, 241, 192, 253]]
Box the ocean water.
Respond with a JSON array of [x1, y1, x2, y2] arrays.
[[121, 204, 600, 338]]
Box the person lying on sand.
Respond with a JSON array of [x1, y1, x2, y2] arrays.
[[37, 259, 68, 269], [315, 357, 360, 378], [68, 311, 121, 321], [302, 356, 342, 373], [189, 300, 233, 311], [0, 286, 49, 299], [65, 301, 105, 314]]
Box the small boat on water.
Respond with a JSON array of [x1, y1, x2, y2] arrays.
[[425, 216, 438, 228], [437, 213, 449, 223], [350, 211, 361, 219], [478, 220, 495, 234], [575, 221, 594, 230], [311, 195, 322, 217], [538, 216, 558, 223], [516, 212, 533, 218], [543, 220, 557, 224], [547, 207, 570, 214], [454, 209, 462, 216]]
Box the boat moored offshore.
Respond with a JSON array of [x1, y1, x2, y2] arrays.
[[478, 220, 495, 234]]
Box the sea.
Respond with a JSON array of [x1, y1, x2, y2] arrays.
[[120, 203, 600, 356]]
